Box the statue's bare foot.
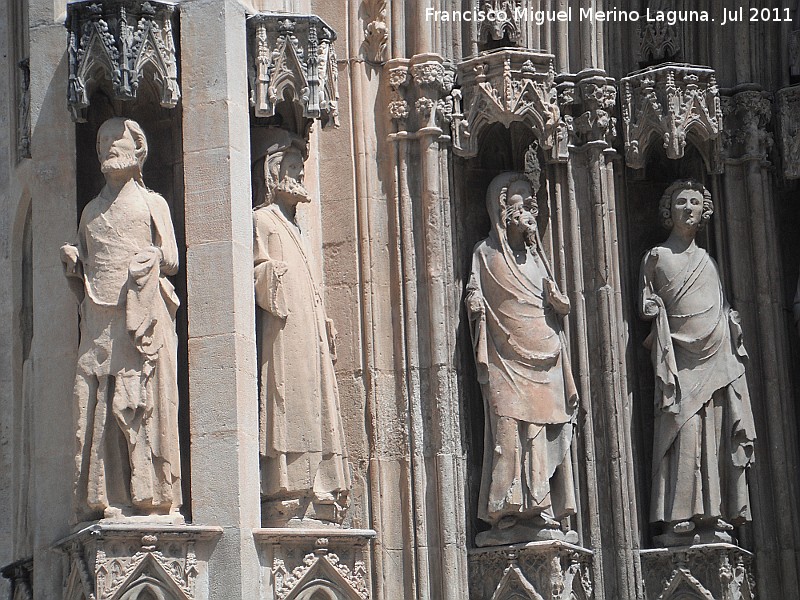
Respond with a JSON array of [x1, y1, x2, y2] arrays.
[[672, 520, 695, 534], [497, 516, 517, 530], [714, 518, 734, 531], [103, 506, 124, 520]]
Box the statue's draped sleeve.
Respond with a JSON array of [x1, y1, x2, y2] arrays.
[[145, 191, 179, 277], [639, 249, 679, 413], [253, 210, 288, 319]]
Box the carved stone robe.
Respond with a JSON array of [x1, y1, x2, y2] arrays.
[[466, 203, 578, 527], [253, 204, 350, 504], [640, 246, 755, 525], [73, 183, 181, 516]]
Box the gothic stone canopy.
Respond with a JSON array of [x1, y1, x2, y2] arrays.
[[66, 0, 180, 123], [248, 13, 340, 129]]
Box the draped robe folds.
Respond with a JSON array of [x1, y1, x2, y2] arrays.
[[640, 246, 755, 525], [253, 204, 350, 504], [467, 234, 578, 526], [73, 184, 181, 516]]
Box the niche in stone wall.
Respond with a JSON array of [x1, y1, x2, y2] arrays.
[[72, 60, 191, 518], [619, 143, 717, 547], [452, 121, 570, 544]]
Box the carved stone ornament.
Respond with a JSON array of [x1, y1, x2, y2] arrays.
[[55, 524, 222, 600], [468, 541, 593, 600], [620, 64, 722, 173], [638, 0, 679, 64], [777, 86, 800, 178], [18, 58, 30, 160], [571, 72, 618, 147], [255, 529, 375, 600], [248, 14, 339, 128], [451, 49, 562, 160], [720, 90, 773, 164], [478, 0, 522, 48], [1, 557, 34, 600], [385, 54, 456, 137], [641, 545, 755, 600], [65, 0, 180, 123], [361, 0, 388, 65]]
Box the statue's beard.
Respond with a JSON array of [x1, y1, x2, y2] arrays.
[[523, 224, 538, 248], [101, 153, 139, 174], [273, 177, 311, 203]]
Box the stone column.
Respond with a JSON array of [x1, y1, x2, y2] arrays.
[[180, 1, 261, 598]]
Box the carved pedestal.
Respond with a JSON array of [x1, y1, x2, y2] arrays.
[[54, 524, 222, 600], [468, 541, 593, 600], [255, 528, 375, 600], [641, 544, 755, 600]]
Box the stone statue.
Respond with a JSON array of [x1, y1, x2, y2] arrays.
[[639, 179, 756, 545], [466, 171, 578, 547], [253, 128, 350, 525], [60, 118, 182, 522]]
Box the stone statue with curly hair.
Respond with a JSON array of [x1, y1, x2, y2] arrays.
[[639, 179, 756, 546]]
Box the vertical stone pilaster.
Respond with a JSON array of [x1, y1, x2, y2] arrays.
[[27, 2, 80, 597], [179, 1, 261, 598]]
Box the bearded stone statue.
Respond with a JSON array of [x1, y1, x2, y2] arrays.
[[466, 171, 579, 547], [60, 117, 182, 522], [639, 179, 756, 546], [252, 128, 350, 525]]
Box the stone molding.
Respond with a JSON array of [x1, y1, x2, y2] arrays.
[[386, 53, 456, 139], [468, 541, 593, 600], [450, 49, 562, 160], [1, 557, 33, 600], [66, 0, 180, 123], [54, 524, 222, 600], [640, 544, 755, 600], [620, 63, 722, 173], [17, 58, 30, 160], [255, 528, 376, 600], [721, 89, 773, 164], [248, 13, 339, 129], [777, 85, 800, 179]]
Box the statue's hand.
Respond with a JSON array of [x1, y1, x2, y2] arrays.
[[466, 293, 484, 316], [273, 260, 289, 278], [643, 298, 659, 318], [545, 279, 570, 315], [60, 244, 80, 276]]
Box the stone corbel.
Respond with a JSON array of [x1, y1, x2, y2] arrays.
[[361, 0, 388, 65], [468, 541, 593, 600], [255, 528, 375, 600], [721, 89, 773, 164], [55, 524, 222, 600], [66, 0, 180, 123], [620, 64, 722, 173], [385, 54, 456, 140], [1, 557, 34, 600], [640, 545, 755, 600], [775, 86, 799, 178], [248, 14, 339, 129], [451, 49, 562, 161]]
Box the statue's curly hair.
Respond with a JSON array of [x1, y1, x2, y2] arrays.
[[498, 173, 538, 226], [659, 179, 713, 230]]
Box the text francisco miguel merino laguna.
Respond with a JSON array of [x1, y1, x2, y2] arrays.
[[425, 6, 793, 27]]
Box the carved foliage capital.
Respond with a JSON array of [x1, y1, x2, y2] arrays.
[[248, 14, 339, 128], [721, 90, 773, 162], [386, 55, 456, 137], [1, 558, 34, 600], [451, 49, 561, 159], [571, 74, 618, 147], [66, 0, 180, 123], [621, 64, 722, 172], [361, 0, 388, 65], [778, 85, 800, 179]]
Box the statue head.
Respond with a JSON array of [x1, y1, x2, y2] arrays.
[[486, 172, 539, 248], [96, 117, 147, 183], [252, 128, 310, 208], [659, 179, 713, 232]]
